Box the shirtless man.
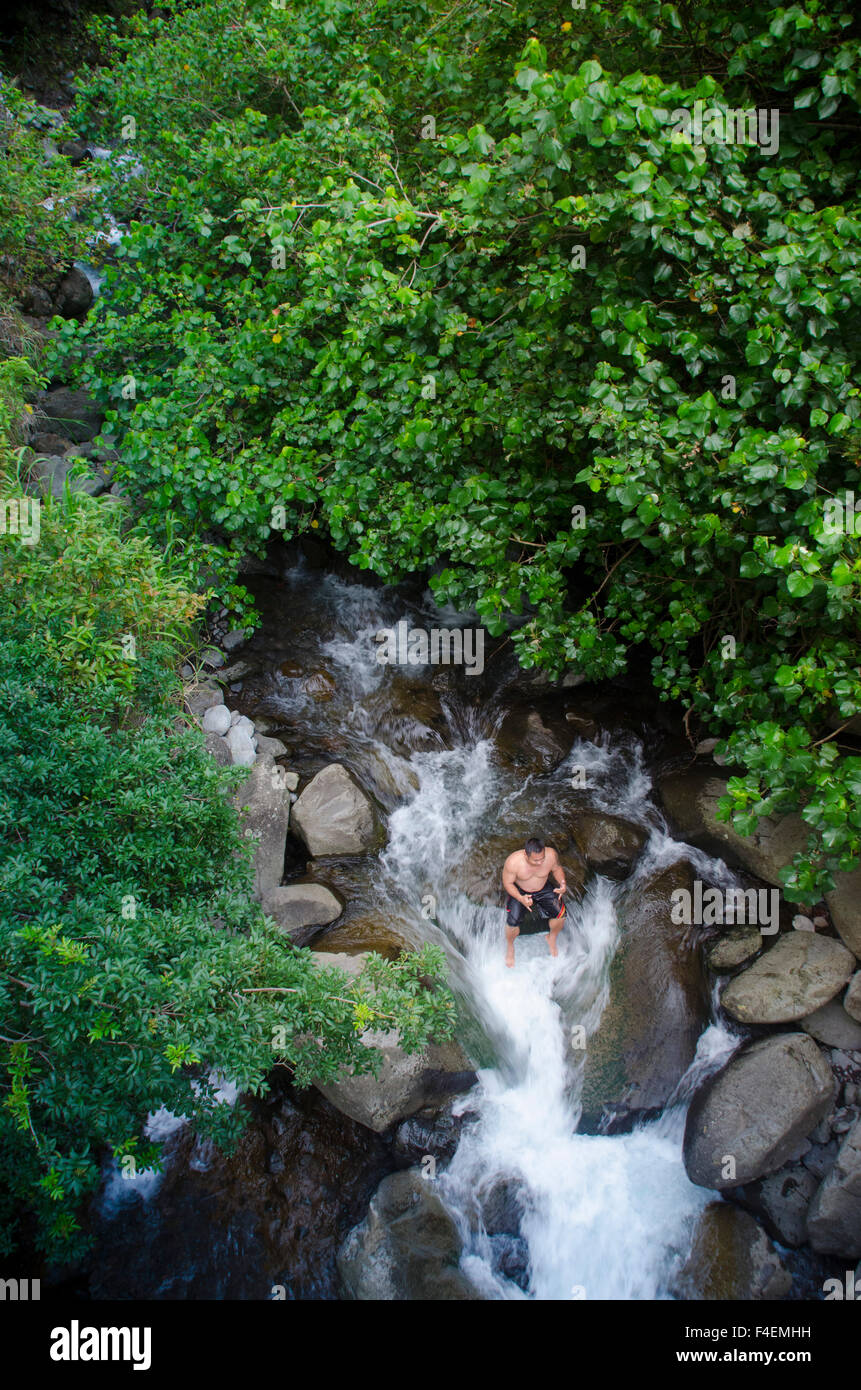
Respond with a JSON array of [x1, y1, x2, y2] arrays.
[[502, 836, 567, 967]]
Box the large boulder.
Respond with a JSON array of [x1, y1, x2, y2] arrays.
[[263, 883, 343, 946], [683, 1033, 835, 1189], [579, 861, 710, 1125], [660, 768, 808, 886], [38, 387, 104, 443], [310, 952, 475, 1132], [845, 974, 861, 1024], [291, 763, 380, 856], [570, 811, 646, 881], [825, 867, 861, 958], [337, 1169, 482, 1300], [806, 1118, 861, 1258], [801, 999, 861, 1051], [233, 755, 290, 900], [495, 705, 572, 772], [53, 265, 94, 319], [720, 932, 855, 1024], [674, 1203, 792, 1300]]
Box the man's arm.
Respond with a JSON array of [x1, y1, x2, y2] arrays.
[[549, 852, 567, 896], [502, 856, 532, 905]]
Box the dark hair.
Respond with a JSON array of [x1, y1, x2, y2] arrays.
[[524, 837, 544, 855]]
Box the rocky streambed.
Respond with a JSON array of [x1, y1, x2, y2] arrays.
[[47, 560, 858, 1301]]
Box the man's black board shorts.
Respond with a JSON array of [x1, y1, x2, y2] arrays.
[[505, 884, 565, 935]]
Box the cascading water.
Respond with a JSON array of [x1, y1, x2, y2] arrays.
[[242, 566, 745, 1300]]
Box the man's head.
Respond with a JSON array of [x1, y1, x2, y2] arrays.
[[524, 836, 545, 866]]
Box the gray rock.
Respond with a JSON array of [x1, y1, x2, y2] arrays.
[[225, 726, 255, 767], [233, 755, 290, 900], [708, 927, 762, 971], [54, 266, 93, 319], [311, 952, 475, 1132], [845, 974, 861, 1023], [202, 704, 232, 736], [184, 682, 223, 720], [204, 731, 231, 767], [674, 1203, 792, 1300], [807, 1118, 861, 1258], [802, 1139, 840, 1182], [39, 387, 103, 442], [735, 1160, 820, 1247], [222, 628, 246, 651], [570, 811, 646, 880], [29, 431, 71, 456], [21, 284, 54, 317], [801, 999, 861, 1051], [660, 767, 809, 887], [263, 883, 343, 944], [683, 1032, 835, 1189], [255, 734, 288, 760], [292, 763, 380, 857], [721, 932, 855, 1024], [200, 647, 225, 670], [337, 1169, 482, 1301], [826, 868, 861, 957], [233, 714, 255, 739], [60, 138, 90, 164]]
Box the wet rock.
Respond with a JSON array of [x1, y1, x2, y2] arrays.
[[292, 764, 381, 856], [580, 861, 710, 1123], [480, 1178, 525, 1237], [233, 755, 290, 900], [674, 1203, 792, 1300], [496, 705, 572, 772], [660, 767, 808, 887], [806, 1118, 861, 1258], [570, 811, 646, 880], [337, 1169, 482, 1300], [314, 917, 409, 960], [202, 704, 231, 736], [846, 974, 861, 1023], [825, 868, 861, 957], [184, 681, 223, 721], [801, 999, 861, 1051], [707, 927, 762, 971], [39, 386, 103, 442], [489, 1233, 530, 1290], [734, 1160, 820, 1247], [86, 1081, 394, 1300], [683, 1033, 835, 1189], [263, 883, 343, 945], [393, 1102, 467, 1167], [310, 952, 475, 1132], [54, 265, 93, 320], [721, 933, 855, 1025]]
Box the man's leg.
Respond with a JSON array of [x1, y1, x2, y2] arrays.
[[505, 896, 524, 967], [533, 887, 565, 957]]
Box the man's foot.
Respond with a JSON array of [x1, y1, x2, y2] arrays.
[[547, 934, 559, 957]]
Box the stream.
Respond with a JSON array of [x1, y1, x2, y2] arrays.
[[226, 562, 744, 1299]]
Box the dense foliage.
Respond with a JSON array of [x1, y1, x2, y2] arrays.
[[49, 0, 861, 903], [0, 487, 455, 1261]]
